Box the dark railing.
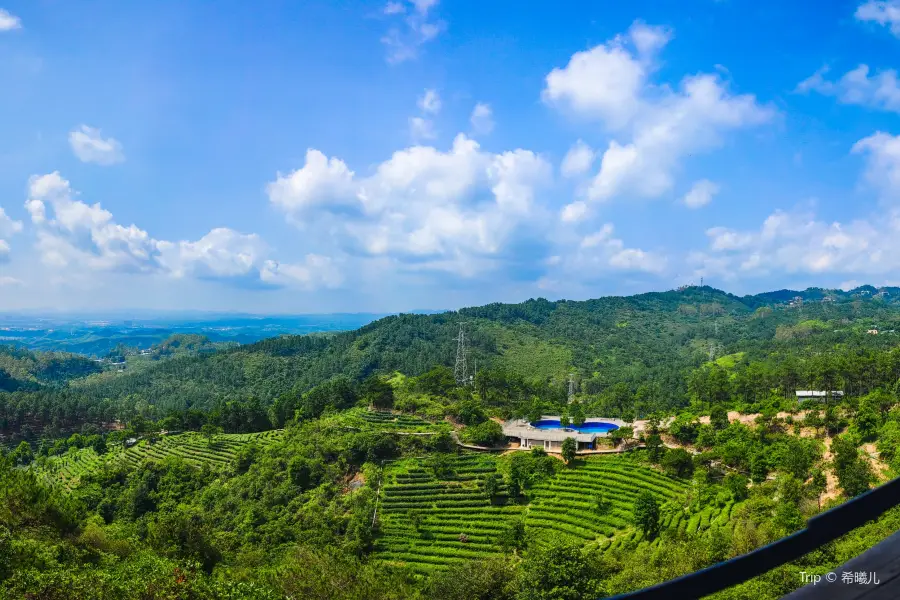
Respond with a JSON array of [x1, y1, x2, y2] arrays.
[[607, 474, 900, 600]]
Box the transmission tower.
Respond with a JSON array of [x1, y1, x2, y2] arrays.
[[567, 373, 576, 404], [454, 322, 469, 386]]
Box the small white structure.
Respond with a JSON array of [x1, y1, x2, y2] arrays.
[[501, 416, 628, 452], [795, 390, 844, 402], [867, 329, 879, 335]]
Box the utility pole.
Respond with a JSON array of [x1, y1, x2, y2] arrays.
[[454, 322, 469, 386], [568, 373, 575, 404]]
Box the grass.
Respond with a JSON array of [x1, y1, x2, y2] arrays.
[[35, 430, 284, 490]]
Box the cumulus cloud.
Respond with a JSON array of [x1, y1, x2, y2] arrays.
[[856, 1, 900, 37], [0, 9, 21, 31], [560, 140, 595, 178], [69, 126, 126, 165], [543, 21, 772, 206], [266, 150, 358, 219], [797, 65, 900, 113], [381, 0, 445, 64], [470, 103, 494, 135], [0, 206, 23, 260], [681, 180, 720, 209], [852, 132, 900, 202], [418, 89, 441, 114], [22, 172, 336, 288], [691, 208, 900, 280], [261, 254, 344, 290], [551, 223, 667, 275], [267, 134, 553, 276], [409, 116, 436, 141]]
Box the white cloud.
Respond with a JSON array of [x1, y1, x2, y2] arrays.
[[418, 89, 441, 114], [266, 150, 358, 219], [381, 0, 445, 63], [261, 254, 344, 290], [543, 21, 660, 129], [692, 206, 900, 281], [852, 132, 900, 202], [543, 21, 772, 205], [681, 179, 720, 209], [560, 140, 595, 177], [470, 103, 494, 135], [797, 65, 900, 113], [267, 134, 553, 276], [68, 126, 126, 165], [0, 276, 22, 286], [409, 116, 436, 141], [0, 9, 21, 31], [560, 201, 589, 223], [556, 223, 667, 274], [22, 172, 336, 288], [157, 228, 269, 280], [856, 1, 900, 37], [0, 206, 23, 261]]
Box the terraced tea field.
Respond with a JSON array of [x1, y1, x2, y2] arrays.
[[374, 453, 525, 574], [348, 409, 448, 433], [36, 430, 283, 490], [526, 457, 689, 546], [374, 453, 736, 574]]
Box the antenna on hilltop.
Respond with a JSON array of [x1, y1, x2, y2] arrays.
[[454, 322, 470, 386]]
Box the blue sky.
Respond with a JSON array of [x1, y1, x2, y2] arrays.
[[1, 0, 899, 314]]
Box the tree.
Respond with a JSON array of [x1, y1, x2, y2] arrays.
[[750, 451, 769, 484], [646, 433, 665, 463], [561, 437, 577, 465], [454, 398, 485, 426], [832, 435, 874, 498], [593, 491, 610, 515], [570, 402, 585, 427], [498, 519, 526, 553], [482, 473, 499, 502], [463, 420, 506, 446], [517, 540, 601, 600], [824, 404, 841, 437], [877, 421, 900, 462], [661, 448, 694, 479], [200, 423, 221, 447], [807, 468, 827, 509], [12, 441, 33, 466], [853, 403, 880, 442], [710, 404, 730, 430], [632, 491, 660, 539], [668, 413, 700, 444], [724, 472, 749, 501], [560, 413, 571, 429], [362, 375, 394, 410]]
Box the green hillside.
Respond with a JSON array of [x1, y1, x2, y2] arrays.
[[6, 285, 900, 599]]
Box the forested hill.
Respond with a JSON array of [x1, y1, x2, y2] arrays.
[[12, 284, 893, 422]]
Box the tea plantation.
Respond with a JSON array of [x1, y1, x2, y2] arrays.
[[35, 430, 283, 489], [373, 453, 736, 574]]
